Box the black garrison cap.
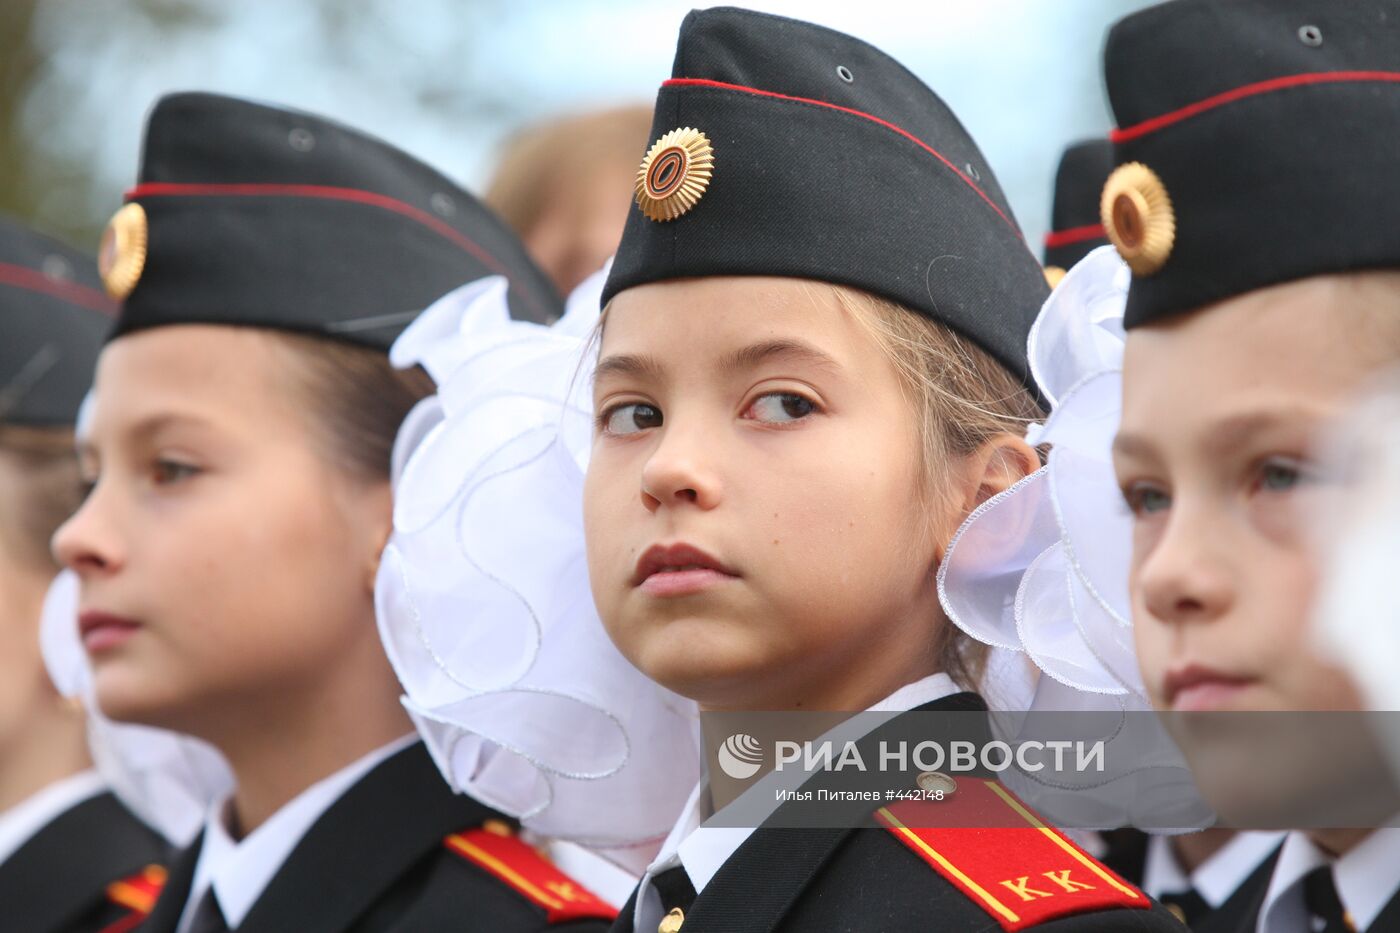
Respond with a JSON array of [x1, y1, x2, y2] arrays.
[[0, 216, 112, 426], [1043, 139, 1113, 278], [100, 93, 563, 351], [602, 7, 1048, 389], [1103, 0, 1400, 329]]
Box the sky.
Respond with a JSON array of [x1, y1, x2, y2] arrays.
[[20, 0, 1157, 250]]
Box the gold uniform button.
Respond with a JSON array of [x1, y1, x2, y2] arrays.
[[658, 906, 685, 932], [916, 771, 957, 795], [1165, 902, 1187, 924], [482, 819, 514, 837]]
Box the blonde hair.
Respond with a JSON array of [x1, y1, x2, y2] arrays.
[[835, 287, 1043, 688], [486, 105, 653, 237], [834, 288, 1043, 490], [0, 424, 82, 573]]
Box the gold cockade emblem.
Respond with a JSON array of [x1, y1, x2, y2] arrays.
[[634, 127, 714, 223], [98, 202, 149, 300], [1100, 162, 1174, 276]]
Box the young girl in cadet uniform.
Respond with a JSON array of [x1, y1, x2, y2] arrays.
[[980, 2, 1400, 930], [52, 92, 618, 933], [0, 215, 167, 933], [1031, 139, 1285, 930], [579, 8, 1186, 931]]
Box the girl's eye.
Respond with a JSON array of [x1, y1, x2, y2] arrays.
[[742, 392, 817, 424], [601, 403, 663, 436], [1122, 482, 1171, 517], [1255, 457, 1308, 494], [153, 459, 201, 485]]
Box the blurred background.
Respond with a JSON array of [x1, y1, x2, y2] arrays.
[[0, 0, 1156, 283]]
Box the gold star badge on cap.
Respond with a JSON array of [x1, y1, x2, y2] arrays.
[[98, 203, 149, 299], [1101, 162, 1174, 276], [634, 127, 713, 222]]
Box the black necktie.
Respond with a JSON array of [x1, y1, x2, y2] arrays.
[[1302, 866, 1353, 933], [1158, 887, 1211, 927], [652, 864, 698, 915], [186, 887, 231, 933]]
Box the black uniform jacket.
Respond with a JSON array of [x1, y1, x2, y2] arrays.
[[1195, 843, 1400, 933], [612, 693, 1189, 933], [0, 789, 166, 933], [139, 742, 615, 933]]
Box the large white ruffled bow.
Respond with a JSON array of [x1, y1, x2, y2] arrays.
[[940, 247, 1141, 699], [40, 570, 234, 845], [377, 269, 701, 869]]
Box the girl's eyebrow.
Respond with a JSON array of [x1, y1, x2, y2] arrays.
[[76, 411, 214, 456], [719, 339, 842, 377], [1111, 429, 1157, 462], [593, 352, 666, 386], [1194, 406, 1327, 459], [593, 338, 842, 387], [1114, 405, 1331, 463]]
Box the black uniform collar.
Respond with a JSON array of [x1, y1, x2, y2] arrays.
[[142, 741, 501, 933], [1192, 844, 1279, 933], [141, 829, 200, 933], [1368, 886, 1400, 933]]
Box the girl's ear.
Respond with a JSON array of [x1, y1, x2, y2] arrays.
[[930, 434, 1040, 568], [960, 433, 1040, 513], [351, 480, 395, 597]]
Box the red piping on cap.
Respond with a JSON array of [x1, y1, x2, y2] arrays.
[[1043, 223, 1106, 250], [0, 261, 116, 315], [124, 181, 519, 295], [662, 77, 1020, 237], [1112, 70, 1400, 143]]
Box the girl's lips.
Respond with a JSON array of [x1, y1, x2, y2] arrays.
[[638, 567, 738, 597], [633, 541, 739, 597], [1170, 680, 1254, 712], [1164, 663, 1257, 712], [78, 610, 141, 653]]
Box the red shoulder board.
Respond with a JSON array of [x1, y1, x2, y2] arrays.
[[444, 823, 618, 924], [876, 780, 1148, 931], [100, 864, 168, 933]]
